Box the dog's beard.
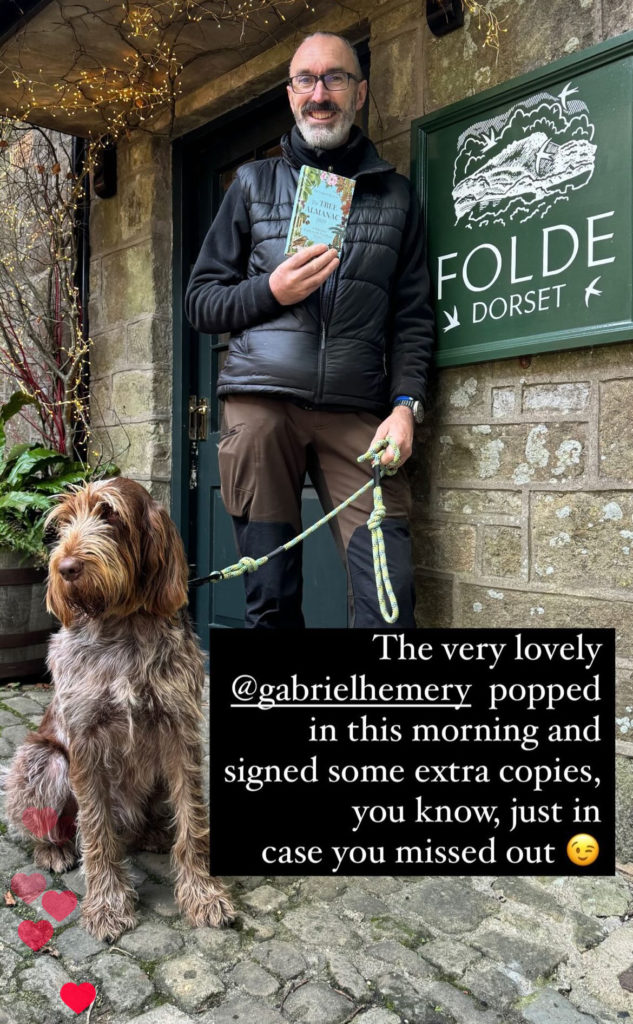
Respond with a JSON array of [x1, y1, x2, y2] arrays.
[[294, 99, 356, 150]]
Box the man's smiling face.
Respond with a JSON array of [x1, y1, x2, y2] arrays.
[[287, 35, 367, 150]]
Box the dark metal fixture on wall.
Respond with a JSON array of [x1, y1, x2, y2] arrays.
[[426, 0, 464, 36]]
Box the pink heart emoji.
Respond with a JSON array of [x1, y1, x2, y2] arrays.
[[22, 806, 58, 838], [42, 889, 78, 922], [18, 919, 54, 951], [60, 983, 96, 1014], [11, 871, 47, 904]]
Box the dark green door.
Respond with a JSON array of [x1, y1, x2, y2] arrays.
[[173, 90, 348, 633]]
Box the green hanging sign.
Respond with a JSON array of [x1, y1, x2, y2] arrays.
[[412, 31, 633, 367]]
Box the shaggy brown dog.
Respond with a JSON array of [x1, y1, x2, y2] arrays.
[[4, 477, 234, 941]]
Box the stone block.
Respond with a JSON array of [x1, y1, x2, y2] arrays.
[[100, 239, 172, 326], [469, 927, 564, 980], [397, 878, 497, 934], [368, 939, 434, 978], [367, 30, 423, 141], [54, 924, 106, 961], [2, 696, 42, 716], [482, 525, 523, 577], [519, 987, 598, 1024], [282, 981, 353, 1024], [19, 957, 76, 1019], [252, 938, 306, 979], [127, 316, 172, 366], [370, 0, 422, 42], [128, 1008, 194, 1024], [230, 961, 279, 996], [530, 491, 633, 588], [616, 755, 633, 863], [283, 905, 358, 948], [198, 998, 285, 1024], [90, 951, 154, 1013], [457, 583, 633, 657], [117, 133, 171, 179], [111, 368, 172, 422], [94, 420, 171, 479], [327, 952, 370, 1000], [616, 663, 633, 738], [418, 937, 481, 978], [436, 423, 586, 486], [89, 327, 127, 377], [492, 386, 517, 418], [599, 379, 633, 478], [462, 962, 521, 1010], [414, 521, 476, 572], [522, 382, 590, 413], [435, 488, 522, 518], [241, 883, 288, 914], [155, 952, 224, 1010], [436, 369, 488, 416], [603, 1, 633, 38], [374, 973, 447, 1024], [117, 921, 184, 959]]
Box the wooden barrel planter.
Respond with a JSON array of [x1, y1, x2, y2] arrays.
[[0, 549, 54, 681]]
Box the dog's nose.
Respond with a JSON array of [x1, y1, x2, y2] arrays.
[[58, 557, 84, 582]]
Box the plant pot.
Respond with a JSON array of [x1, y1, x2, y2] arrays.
[[0, 549, 54, 681]]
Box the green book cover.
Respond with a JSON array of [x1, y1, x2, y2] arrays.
[[284, 165, 356, 255]]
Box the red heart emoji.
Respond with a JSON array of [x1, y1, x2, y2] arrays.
[[60, 983, 96, 1014], [22, 806, 58, 838], [18, 919, 54, 951], [42, 889, 78, 922], [11, 872, 47, 904]]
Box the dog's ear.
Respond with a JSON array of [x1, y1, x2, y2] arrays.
[[141, 500, 189, 617]]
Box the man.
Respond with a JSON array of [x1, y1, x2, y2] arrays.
[[185, 32, 434, 628]]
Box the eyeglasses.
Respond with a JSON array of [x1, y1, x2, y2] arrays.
[[288, 72, 360, 93]]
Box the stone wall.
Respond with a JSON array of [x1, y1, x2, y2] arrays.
[[89, 134, 173, 508]]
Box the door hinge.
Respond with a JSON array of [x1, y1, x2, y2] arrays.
[[188, 395, 208, 441]]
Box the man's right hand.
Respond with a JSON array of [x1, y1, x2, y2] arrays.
[[269, 245, 339, 306]]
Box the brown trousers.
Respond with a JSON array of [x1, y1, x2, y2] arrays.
[[218, 396, 415, 627]]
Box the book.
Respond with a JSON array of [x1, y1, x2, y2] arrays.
[[284, 164, 356, 256]]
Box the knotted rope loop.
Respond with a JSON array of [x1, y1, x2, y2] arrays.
[[190, 435, 404, 624], [356, 436, 400, 624]]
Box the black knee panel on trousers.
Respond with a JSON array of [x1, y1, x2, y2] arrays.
[[346, 518, 416, 628], [232, 518, 305, 629]]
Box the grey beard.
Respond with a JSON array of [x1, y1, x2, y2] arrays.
[[295, 106, 355, 150]]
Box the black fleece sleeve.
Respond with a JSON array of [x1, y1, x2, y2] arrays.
[[388, 181, 436, 407], [184, 177, 284, 335]]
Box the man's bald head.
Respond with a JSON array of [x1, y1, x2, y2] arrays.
[[287, 33, 367, 150]]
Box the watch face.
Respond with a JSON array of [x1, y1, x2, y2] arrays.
[[413, 401, 425, 424]]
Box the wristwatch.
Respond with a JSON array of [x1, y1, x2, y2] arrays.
[[393, 395, 425, 424]]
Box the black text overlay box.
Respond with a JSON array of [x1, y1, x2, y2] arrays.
[[209, 629, 615, 876]]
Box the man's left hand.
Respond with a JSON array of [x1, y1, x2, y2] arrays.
[[369, 406, 415, 468]]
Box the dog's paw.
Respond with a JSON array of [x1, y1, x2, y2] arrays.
[[81, 898, 137, 942], [34, 842, 77, 873], [177, 879, 235, 928]]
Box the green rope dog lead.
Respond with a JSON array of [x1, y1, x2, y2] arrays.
[[189, 437, 401, 624]]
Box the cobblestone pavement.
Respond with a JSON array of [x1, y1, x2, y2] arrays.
[[1, 681, 632, 1024]]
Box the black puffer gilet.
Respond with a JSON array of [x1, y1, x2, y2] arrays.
[[216, 133, 414, 414]]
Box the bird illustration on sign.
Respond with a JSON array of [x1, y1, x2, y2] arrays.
[[452, 83, 596, 228]]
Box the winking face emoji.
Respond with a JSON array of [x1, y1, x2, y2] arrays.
[[566, 834, 599, 867]]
